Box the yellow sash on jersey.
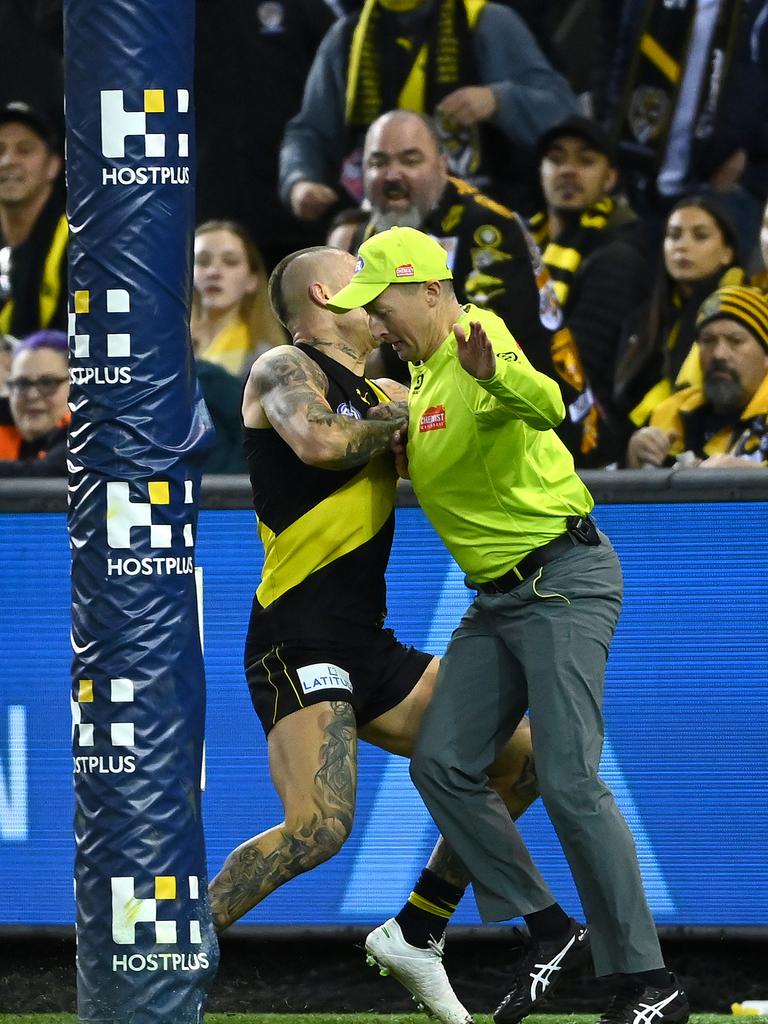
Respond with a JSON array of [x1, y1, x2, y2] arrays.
[[257, 454, 398, 608]]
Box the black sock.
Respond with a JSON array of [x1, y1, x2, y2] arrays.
[[523, 903, 572, 942], [395, 868, 465, 948], [629, 968, 672, 989]]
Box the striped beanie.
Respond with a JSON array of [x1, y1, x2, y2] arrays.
[[696, 286, 768, 351]]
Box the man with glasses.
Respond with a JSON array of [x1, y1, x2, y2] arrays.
[[0, 329, 69, 476]]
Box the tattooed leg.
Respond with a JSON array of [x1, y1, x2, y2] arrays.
[[208, 701, 357, 932]]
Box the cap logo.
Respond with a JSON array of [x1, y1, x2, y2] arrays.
[[395, 263, 415, 278], [354, 256, 365, 274]]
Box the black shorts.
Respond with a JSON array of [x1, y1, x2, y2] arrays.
[[245, 628, 432, 736]]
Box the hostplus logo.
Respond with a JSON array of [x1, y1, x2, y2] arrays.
[[111, 875, 209, 973], [68, 287, 133, 387], [106, 479, 195, 577], [71, 677, 136, 775], [100, 88, 190, 187]]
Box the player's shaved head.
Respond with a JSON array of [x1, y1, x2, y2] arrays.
[[269, 246, 356, 331]]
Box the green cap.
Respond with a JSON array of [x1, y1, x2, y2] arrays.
[[326, 226, 453, 312]]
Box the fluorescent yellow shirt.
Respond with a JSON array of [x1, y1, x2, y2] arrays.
[[406, 304, 593, 582]]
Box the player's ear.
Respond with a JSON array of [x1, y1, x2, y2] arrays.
[[308, 281, 329, 308]]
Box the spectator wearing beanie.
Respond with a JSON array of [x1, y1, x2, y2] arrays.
[[626, 286, 768, 469]]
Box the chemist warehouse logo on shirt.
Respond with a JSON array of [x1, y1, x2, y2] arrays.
[[419, 405, 446, 432], [99, 87, 191, 187]]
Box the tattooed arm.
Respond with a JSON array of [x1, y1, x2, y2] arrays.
[[244, 346, 407, 470], [367, 377, 409, 423]]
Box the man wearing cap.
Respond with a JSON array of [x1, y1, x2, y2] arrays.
[[0, 101, 67, 338], [327, 225, 690, 1024], [355, 109, 613, 467], [208, 243, 539, 1024], [529, 116, 651, 419], [627, 286, 768, 469]]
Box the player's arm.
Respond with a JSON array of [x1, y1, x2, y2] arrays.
[[455, 320, 564, 429], [367, 377, 410, 421], [247, 347, 406, 470]]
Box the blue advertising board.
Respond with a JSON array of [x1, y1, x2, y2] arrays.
[[1, 502, 766, 927]]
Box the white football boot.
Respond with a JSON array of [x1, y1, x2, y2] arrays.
[[365, 917, 474, 1024]]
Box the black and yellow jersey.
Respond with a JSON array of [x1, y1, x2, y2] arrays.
[[244, 344, 397, 644]]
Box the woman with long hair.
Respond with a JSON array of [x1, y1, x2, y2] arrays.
[[613, 195, 745, 431], [191, 220, 286, 377]]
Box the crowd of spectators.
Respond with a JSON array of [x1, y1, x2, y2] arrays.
[[2, 0, 768, 476]]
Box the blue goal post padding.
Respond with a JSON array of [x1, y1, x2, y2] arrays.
[[64, 1, 218, 1020]]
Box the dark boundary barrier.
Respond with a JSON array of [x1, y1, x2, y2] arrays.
[[3, 468, 768, 514]]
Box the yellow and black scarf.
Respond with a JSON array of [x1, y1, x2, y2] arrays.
[[0, 212, 68, 336], [529, 197, 616, 311], [345, 0, 482, 127], [613, 0, 743, 173]]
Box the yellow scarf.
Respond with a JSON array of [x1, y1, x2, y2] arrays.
[[198, 318, 252, 377], [345, 0, 484, 125]]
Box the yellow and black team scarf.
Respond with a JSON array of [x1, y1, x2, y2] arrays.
[[345, 0, 480, 125], [0, 213, 68, 336], [658, 375, 768, 463], [527, 200, 626, 458], [345, 0, 485, 175], [528, 197, 616, 310], [613, 0, 743, 174]]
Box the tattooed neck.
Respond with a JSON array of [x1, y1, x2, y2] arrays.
[[302, 336, 367, 374]]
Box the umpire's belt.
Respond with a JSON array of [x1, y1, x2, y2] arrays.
[[470, 515, 599, 595]]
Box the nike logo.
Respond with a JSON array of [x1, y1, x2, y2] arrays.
[[70, 629, 95, 655]]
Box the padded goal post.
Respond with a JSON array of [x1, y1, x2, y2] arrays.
[[64, 1, 219, 1020]]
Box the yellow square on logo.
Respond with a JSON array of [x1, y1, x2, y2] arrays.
[[78, 679, 94, 703], [155, 876, 176, 900], [148, 481, 170, 505], [144, 89, 165, 113], [74, 290, 90, 314]]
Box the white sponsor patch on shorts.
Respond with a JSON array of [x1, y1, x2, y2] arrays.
[[296, 663, 353, 695]]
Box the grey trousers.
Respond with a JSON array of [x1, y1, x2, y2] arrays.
[[410, 534, 664, 976]]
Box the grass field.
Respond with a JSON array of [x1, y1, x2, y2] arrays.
[[0, 1015, 742, 1024]]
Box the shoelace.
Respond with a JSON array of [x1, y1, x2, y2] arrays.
[[427, 936, 446, 960]]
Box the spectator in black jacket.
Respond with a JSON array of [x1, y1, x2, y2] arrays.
[[0, 101, 67, 338], [528, 115, 652, 417], [0, 328, 68, 476]]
